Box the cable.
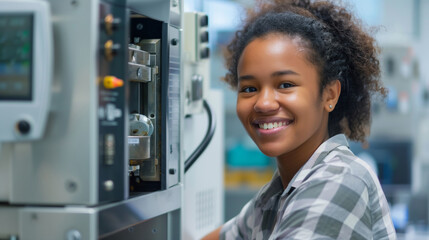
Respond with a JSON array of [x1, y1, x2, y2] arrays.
[[184, 99, 216, 173]]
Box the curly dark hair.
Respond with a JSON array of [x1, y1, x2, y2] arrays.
[[224, 0, 386, 142]]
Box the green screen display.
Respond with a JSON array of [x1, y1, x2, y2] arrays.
[[0, 14, 33, 100]]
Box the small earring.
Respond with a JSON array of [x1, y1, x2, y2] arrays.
[[329, 104, 333, 109]]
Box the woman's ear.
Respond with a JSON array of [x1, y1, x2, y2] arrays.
[[323, 80, 341, 112]]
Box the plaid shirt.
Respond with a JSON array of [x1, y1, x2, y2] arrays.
[[221, 134, 396, 240]]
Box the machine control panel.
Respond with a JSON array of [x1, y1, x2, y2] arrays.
[[0, 0, 52, 141], [183, 12, 210, 116]]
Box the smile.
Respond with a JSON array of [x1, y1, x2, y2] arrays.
[[256, 120, 293, 130]]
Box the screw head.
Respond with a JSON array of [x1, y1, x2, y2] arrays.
[[65, 180, 77, 193], [104, 180, 114, 191], [171, 38, 178, 46]]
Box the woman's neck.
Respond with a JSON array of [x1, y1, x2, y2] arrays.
[[276, 131, 329, 189]]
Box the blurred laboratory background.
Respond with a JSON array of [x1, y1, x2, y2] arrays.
[[186, 0, 429, 238]]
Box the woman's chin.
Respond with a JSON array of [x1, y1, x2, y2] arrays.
[[257, 147, 283, 158]]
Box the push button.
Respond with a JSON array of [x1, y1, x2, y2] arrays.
[[200, 15, 208, 27], [16, 120, 31, 135], [200, 31, 209, 43], [200, 47, 210, 59], [103, 76, 123, 89]]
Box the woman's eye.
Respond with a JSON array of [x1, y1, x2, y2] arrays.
[[240, 87, 257, 93], [279, 82, 294, 89]]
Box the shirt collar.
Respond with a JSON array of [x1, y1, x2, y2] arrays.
[[256, 134, 349, 204], [283, 134, 349, 197], [256, 171, 283, 207]]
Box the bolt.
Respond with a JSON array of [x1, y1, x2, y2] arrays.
[[65, 180, 77, 193], [171, 38, 178, 46], [136, 23, 143, 30]]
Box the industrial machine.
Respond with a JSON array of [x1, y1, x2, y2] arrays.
[[0, 0, 222, 239]]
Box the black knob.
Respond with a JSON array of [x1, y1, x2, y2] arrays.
[[200, 31, 209, 43], [200, 47, 210, 59], [17, 120, 31, 134], [200, 15, 208, 27], [171, 38, 179, 46]]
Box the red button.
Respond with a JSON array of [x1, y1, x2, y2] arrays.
[[103, 76, 123, 89]]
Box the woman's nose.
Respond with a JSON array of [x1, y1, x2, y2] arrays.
[[253, 88, 279, 113]]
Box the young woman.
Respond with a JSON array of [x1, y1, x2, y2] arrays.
[[203, 0, 396, 239]]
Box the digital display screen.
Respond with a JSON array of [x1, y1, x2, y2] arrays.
[[0, 14, 33, 101]]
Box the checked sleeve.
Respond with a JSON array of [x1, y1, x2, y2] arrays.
[[220, 198, 256, 240]]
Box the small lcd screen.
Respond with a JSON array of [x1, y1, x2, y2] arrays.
[[0, 14, 33, 101]]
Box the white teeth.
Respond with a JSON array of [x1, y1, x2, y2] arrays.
[[258, 121, 289, 130]]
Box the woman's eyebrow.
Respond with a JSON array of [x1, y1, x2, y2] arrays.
[[272, 70, 299, 77], [238, 70, 299, 82], [238, 75, 256, 81]]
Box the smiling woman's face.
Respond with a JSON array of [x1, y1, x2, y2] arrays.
[[236, 33, 332, 161]]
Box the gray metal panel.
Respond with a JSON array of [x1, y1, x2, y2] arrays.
[[128, 63, 152, 82], [139, 39, 162, 182], [102, 210, 181, 240], [0, 144, 11, 201], [19, 207, 97, 240], [101, 213, 168, 240], [2, 185, 181, 239], [165, 25, 181, 188], [0, 206, 19, 238], [97, 2, 129, 203], [129, 46, 150, 65], [128, 0, 181, 28], [168, 209, 181, 240], [98, 185, 181, 237], [10, 0, 99, 205], [128, 0, 170, 23]]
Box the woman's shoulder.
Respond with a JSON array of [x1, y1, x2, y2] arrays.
[[303, 146, 382, 196]]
